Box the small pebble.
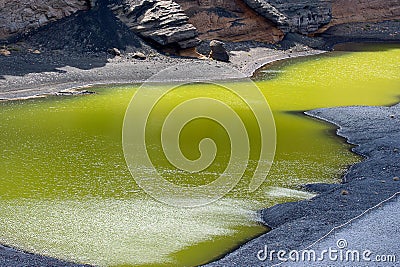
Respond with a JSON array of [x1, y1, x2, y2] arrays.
[[341, 189, 349, 195], [0, 49, 11, 56], [390, 114, 395, 118], [393, 177, 400, 181], [132, 52, 146, 60], [107, 48, 121, 56]]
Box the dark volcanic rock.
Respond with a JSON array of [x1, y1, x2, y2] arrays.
[[321, 21, 400, 44], [209, 40, 229, 62], [14, 2, 152, 54], [109, 0, 200, 49], [0, 0, 90, 40], [243, 0, 332, 34]]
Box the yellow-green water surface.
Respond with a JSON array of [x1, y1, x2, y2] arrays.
[[0, 44, 399, 266]]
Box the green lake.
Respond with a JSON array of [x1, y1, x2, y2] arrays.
[[0, 44, 399, 266]]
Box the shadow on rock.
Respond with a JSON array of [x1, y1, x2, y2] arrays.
[[0, 2, 154, 79]]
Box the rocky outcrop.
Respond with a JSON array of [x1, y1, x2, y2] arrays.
[[1, 0, 399, 50], [10, 1, 152, 54], [332, 0, 400, 25], [175, 0, 284, 43], [209, 40, 229, 62], [318, 0, 400, 31], [320, 21, 400, 42], [109, 0, 200, 48], [0, 0, 201, 49], [0, 0, 90, 40], [243, 0, 332, 34]]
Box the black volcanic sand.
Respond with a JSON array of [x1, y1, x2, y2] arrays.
[[0, 245, 91, 267], [0, 3, 155, 78], [205, 103, 400, 266]]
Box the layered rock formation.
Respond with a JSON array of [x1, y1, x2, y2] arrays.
[[109, 0, 200, 48], [325, 0, 400, 29], [0, 0, 90, 40], [175, 0, 283, 43], [243, 0, 332, 34], [1, 0, 399, 48]]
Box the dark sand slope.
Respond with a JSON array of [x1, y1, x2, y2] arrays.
[[205, 103, 400, 266]]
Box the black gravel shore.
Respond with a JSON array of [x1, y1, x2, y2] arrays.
[[0, 244, 91, 267], [205, 103, 400, 266]]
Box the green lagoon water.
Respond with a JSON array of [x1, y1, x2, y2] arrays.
[[0, 44, 399, 266]]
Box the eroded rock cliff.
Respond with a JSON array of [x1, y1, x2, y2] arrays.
[[243, 0, 332, 34], [1, 0, 399, 49], [327, 0, 400, 29], [0, 0, 90, 39], [109, 0, 200, 48], [175, 0, 283, 43]]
